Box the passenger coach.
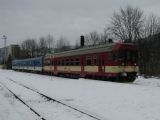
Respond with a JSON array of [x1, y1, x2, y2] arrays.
[[12, 57, 43, 72]]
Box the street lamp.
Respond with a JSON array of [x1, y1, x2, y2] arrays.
[[2, 35, 7, 68]]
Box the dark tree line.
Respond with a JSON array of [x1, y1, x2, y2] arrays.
[[137, 14, 160, 75], [138, 34, 160, 75]]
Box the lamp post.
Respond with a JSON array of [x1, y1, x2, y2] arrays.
[[2, 35, 7, 68]]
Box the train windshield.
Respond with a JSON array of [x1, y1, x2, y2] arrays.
[[116, 49, 138, 63]]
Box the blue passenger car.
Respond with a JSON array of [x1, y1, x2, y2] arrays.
[[12, 57, 43, 72]]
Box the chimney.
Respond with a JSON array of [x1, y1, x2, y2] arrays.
[[80, 35, 84, 47], [108, 38, 113, 43]]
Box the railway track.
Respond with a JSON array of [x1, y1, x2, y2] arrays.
[[0, 81, 46, 120], [1, 76, 107, 120]]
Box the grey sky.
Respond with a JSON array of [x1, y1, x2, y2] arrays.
[[0, 0, 160, 48]]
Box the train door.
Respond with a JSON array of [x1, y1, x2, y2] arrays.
[[81, 55, 85, 77], [54, 58, 57, 75], [99, 54, 105, 74]]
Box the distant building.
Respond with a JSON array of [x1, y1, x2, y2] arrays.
[[0, 44, 20, 64], [6, 44, 20, 59], [0, 48, 4, 64]]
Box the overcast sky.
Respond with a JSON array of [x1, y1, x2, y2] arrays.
[[0, 0, 160, 48]]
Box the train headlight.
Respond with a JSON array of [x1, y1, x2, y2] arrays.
[[121, 72, 127, 76]]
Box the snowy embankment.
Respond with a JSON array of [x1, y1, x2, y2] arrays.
[[0, 69, 160, 120], [134, 76, 160, 87]]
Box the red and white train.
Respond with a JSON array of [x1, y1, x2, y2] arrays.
[[43, 42, 139, 82]]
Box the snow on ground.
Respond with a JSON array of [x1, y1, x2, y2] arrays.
[[0, 87, 22, 120], [1, 77, 96, 120], [0, 69, 160, 120], [134, 76, 160, 87], [0, 82, 40, 120]]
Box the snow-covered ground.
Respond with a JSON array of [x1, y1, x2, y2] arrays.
[[0, 69, 160, 120], [0, 87, 23, 120]]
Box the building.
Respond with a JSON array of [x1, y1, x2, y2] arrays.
[[0, 48, 4, 64], [0, 44, 20, 64]]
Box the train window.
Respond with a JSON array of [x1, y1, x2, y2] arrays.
[[44, 61, 47, 65], [48, 60, 52, 66], [118, 50, 125, 62], [75, 58, 80, 65], [75, 62, 78, 66], [46, 61, 48, 66], [45, 60, 50, 66], [93, 56, 97, 65], [49, 61, 51, 65], [51, 61, 54, 65], [66, 59, 69, 66], [99, 57, 104, 65], [35, 61, 38, 65], [70, 59, 74, 65], [60, 60, 65, 66], [58, 60, 61, 65], [72, 59, 76, 66], [86, 59, 92, 65], [61, 60, 63, 66], [126, 51, 131, 61], [114, 53, 119, 61]]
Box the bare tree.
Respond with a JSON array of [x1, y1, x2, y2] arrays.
[[39, 37, 47, 56], [21, 38, 37, 58], [99, 29, 110, 43], [20, 35, 55, 57], [85, 31, 100, 46], [74, 38, 81, 49], [45, 34, 55, 53], [30, 39, 38, 57], [107, 5, 144, 42], [138, 14, 160, 75], [143, 14, 160, 38], [55, 36, 71, 52]]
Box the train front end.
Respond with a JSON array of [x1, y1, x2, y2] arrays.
[[106, 43, 139, 82]]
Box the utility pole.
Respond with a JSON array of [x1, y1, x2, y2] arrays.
[[2, 35, 7, 68]]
